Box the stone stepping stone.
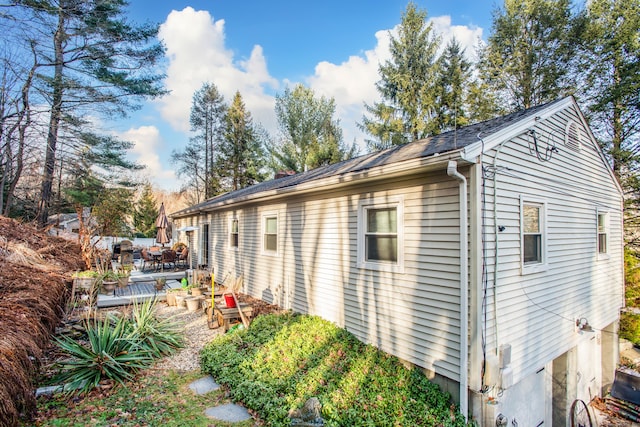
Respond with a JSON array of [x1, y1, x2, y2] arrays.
[[205, 403, 252, 422], [188, 375, 220, 395]]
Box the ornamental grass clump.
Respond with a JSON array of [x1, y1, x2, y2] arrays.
[[126, 297, 184, 358], [53, 315, 154, 395], [200, 313, 466, 426], [53, 298, 183, 395]]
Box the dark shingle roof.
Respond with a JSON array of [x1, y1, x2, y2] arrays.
[[172, 98, 565, 217]]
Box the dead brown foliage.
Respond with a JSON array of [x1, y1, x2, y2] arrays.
[[0, 216, 83, 427]]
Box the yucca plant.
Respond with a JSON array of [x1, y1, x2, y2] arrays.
[[53, 315, 154, 394], [127, 297, 184, 358]]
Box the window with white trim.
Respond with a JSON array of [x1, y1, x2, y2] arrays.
[[597, 211, 609, 255], [263, 214, 278, 254], [521, 199, 546, 272], [358, 197, 403, 272], [230, 218, 239, 249]]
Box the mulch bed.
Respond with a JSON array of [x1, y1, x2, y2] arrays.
[[0, 216, 84, 427]]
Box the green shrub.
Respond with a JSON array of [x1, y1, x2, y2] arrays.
[[620, 312, 640, 346], [200, 313, 465, 426], [626, 249, 640, 307], [622, 249, 640, 345]]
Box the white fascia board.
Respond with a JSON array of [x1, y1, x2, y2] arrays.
[[461, 97, 575, 162]]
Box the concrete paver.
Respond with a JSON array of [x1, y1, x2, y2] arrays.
[[188, 375, 220, 395], [204, 403, 252, 422]]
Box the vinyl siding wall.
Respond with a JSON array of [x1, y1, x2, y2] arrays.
[[198, 171, 465, 382], [480, 104, 623, 385]]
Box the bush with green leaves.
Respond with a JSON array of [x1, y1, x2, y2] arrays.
[[200, 313, 465, 426], [53, 298, 183, 394], [621, 249, 640, 346]]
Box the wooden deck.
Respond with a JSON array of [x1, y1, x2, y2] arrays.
[[97, 270, 186, 308]]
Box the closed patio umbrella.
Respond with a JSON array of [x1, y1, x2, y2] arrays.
[[155, 203, 170, 247]]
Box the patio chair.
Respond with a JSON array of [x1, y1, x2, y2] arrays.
[[177, 247, 188, 268], [160, 250, 176, 270], [140, 249, 156, 271]]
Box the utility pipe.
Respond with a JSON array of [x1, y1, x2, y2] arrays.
[[492, 141, 507, 365], [447, 160, 468, 422]]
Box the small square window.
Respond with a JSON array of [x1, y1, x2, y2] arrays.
[[230, 219, 239, 248], [263, 215, 277, 253]]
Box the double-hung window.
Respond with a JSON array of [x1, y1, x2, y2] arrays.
[[263, 214, 278, 254], [597, 211, 609, 257], [521, 199, 546, 273], [230, 218, 239, 249], [358, 197, 403, 272]]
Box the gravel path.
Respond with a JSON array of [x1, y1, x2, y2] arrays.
[[154, 303, 222, 371]]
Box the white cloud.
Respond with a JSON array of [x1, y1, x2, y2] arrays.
[[430, 15, 484, 61], [118, 126, 177, 190], [306, 17, 483, 151], [157, 7, 278, 134], [151, 8, 485, 177]]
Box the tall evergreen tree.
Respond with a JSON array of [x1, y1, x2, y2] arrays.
[[360, 2, 440, 150], [465, 78, 507, 124], [219, 91, 265, 191], [576, 0, 640, 247], [434, 38, 472, 132], [479, 0, 576, 111], [271, 84, 356, 173], [25, 0, 166, 227], [133, 183, 158, 237], [577, 0, 640, 177], [189, 82, 226, 198], [92, 187, 134, 237]]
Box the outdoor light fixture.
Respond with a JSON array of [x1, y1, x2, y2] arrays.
[[576, 317, 594, 332]]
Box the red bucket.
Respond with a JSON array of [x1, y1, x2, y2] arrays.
[[224, 294, 236, 308]]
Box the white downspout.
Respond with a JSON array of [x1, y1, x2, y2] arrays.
[[447, 160, 468, 422]]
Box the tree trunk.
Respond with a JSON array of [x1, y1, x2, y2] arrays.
[[36, 6, 65, 227], [4, 56, 37, 216], [611, 59, 623, 179], [76, 204, 94, 269]]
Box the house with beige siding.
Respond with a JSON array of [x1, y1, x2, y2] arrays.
[[171, 96, 623, 426]]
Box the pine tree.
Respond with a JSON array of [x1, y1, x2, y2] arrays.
[[465, 78, 506, 123], [577, 0, 640, 177], [133, 184, 158, 238], [26, 0, 166, 227], [434, 38, 472, 132], [271, 84, 356, 173], [576, 0, 640, 248], [189, 82, 226, 198], [479, 0, 576, 111], [219, 91, 265, 191], [92, 187, 134, 238], [360, 2, 440, 150]]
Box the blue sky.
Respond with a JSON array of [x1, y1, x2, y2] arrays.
[[117, 1, 498, 191]]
